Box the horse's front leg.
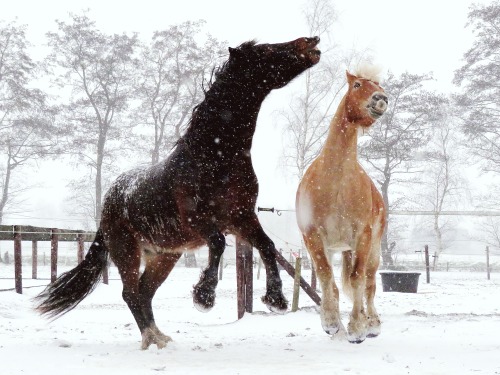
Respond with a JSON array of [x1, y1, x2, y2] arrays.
[[303, 232, 344, 336], [236, 215, 288, 313], [365, 241, 382, 338], [192, 231, 225, 311], [346, 229, 372, 344]]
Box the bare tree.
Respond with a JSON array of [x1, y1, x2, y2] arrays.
[[279, 0, 339, 178], [45, 12, 138, 228], [454, 0, 500, 176], [279, 0, 373, 179], [0, 21, 58, 224], [410, 108, 470, 268], [359, 71, 448, 267], [477, 217, 500, 252], [134, 20, 226, 165], [472, 183, 500, 253], [454, 0, 500, 259]]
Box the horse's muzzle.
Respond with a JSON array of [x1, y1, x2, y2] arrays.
[[368, 93, 388, 119], [296, 36, 321, 64]]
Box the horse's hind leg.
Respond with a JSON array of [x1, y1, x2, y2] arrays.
[[303, 232, 343, 335], [139, 252, 182, 349], [192, 231, 225, 312], [110, 237, 150, 345], [236, 214, 287, 313]]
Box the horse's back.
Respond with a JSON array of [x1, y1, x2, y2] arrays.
[[101, 146, 204, 251]]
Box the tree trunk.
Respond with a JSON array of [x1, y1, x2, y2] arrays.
[[95, 137, 105, 229], [0, 156, 14, 226], [433, 213, 443, 271], [152, 144, 160, 165], [380, 176, 394, 268]]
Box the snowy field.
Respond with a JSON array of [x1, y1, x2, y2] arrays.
[[1, 263, 499, 375]]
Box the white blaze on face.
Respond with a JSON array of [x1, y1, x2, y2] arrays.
[[296, 189, 313, 232]]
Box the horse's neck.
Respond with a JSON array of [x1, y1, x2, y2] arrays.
[[188, 83, 268, 149], [319, 99, 359, 170]]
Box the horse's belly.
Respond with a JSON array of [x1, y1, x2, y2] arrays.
[[322, 216, 354, 252], [140, 237, 206, 257]]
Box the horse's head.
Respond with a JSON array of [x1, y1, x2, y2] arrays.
[[344, 70, 388, 127], [227, 37, 321, 89]]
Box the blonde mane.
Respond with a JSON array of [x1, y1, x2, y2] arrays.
[[354, 63, 383, 83]]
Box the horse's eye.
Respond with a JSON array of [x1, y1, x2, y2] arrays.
[[353, 82, 361, 89]]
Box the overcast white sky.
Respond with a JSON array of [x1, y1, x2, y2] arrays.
[[1, 0, 489, 231], [5, 0, 483, 85]]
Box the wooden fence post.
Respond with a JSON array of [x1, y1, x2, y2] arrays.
[[244, 248, 253, 314], [77, 234, 84, 264], [273, 250, 321, 306], [32, 241, 38, 279], [236, 236, 245, 319], [103, 262, 109, 285], [311, 267, 317, 291], [291, 255, 302, 312], [424, 245, 430, 283], [14, 225, 22, 294], [486, 246, 490, 281], [50, 228, 58, 283], [236, 236, 253, 319], [218, 253, 224, 281]]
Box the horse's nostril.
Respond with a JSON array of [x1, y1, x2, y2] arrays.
[[373, 94, 388, 104], [377, 101, 387, 111]]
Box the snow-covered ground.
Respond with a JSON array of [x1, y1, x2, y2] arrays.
[[1, 263, 499, 375]]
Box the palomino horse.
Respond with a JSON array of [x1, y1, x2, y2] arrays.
[[295, 69, 388, 343], [36, 37, 321, 350]]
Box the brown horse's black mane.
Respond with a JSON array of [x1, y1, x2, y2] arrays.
[[182, 40, 259, 141]]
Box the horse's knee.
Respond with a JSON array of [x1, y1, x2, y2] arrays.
[[258, 241, 277, 264], [122, 288, 137, 306], [208, 232, 225, 253]]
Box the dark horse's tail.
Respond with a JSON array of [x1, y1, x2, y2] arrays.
[[35, 229, 108, 318]]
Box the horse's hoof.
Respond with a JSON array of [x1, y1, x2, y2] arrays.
[[348, 337, 365, 344], [347, 330, 367, 344], [261, 294, 288, 314], [322, 320, 346, 336], [141, 327, 172, 350], [366, 316, 381, 338], [323, 327, 339, 336], [323, 326, 339, 335], [366, 324, 381, 338], [192, 286, 215, 312]]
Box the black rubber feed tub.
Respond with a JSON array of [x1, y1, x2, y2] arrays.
[[379, 272, 421, 293]]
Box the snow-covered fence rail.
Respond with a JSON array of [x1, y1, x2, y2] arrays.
[[0, 225, 95, 294]]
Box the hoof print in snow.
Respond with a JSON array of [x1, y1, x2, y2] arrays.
[[57, 340, 72, 348]]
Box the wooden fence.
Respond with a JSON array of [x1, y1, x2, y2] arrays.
[[0, 225, 95, 294], [1, 225, 321, 319], [235, 236, 320, 318]]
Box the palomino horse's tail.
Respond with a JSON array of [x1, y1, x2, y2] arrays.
[[35, 229, 108, 318], [341, 250, 355, 301]]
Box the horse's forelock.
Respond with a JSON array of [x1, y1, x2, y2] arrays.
[[237, 39, 258, 50], [354, 63, 384, 84]]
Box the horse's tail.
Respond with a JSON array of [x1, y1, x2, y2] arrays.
[[35, 229, 108, 318], [341, 250, 354, 301]]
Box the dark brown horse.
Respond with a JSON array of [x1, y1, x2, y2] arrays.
[[36, 37, 321, 349]]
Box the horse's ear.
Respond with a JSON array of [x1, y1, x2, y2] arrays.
[[346, 71, 356, 85]]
